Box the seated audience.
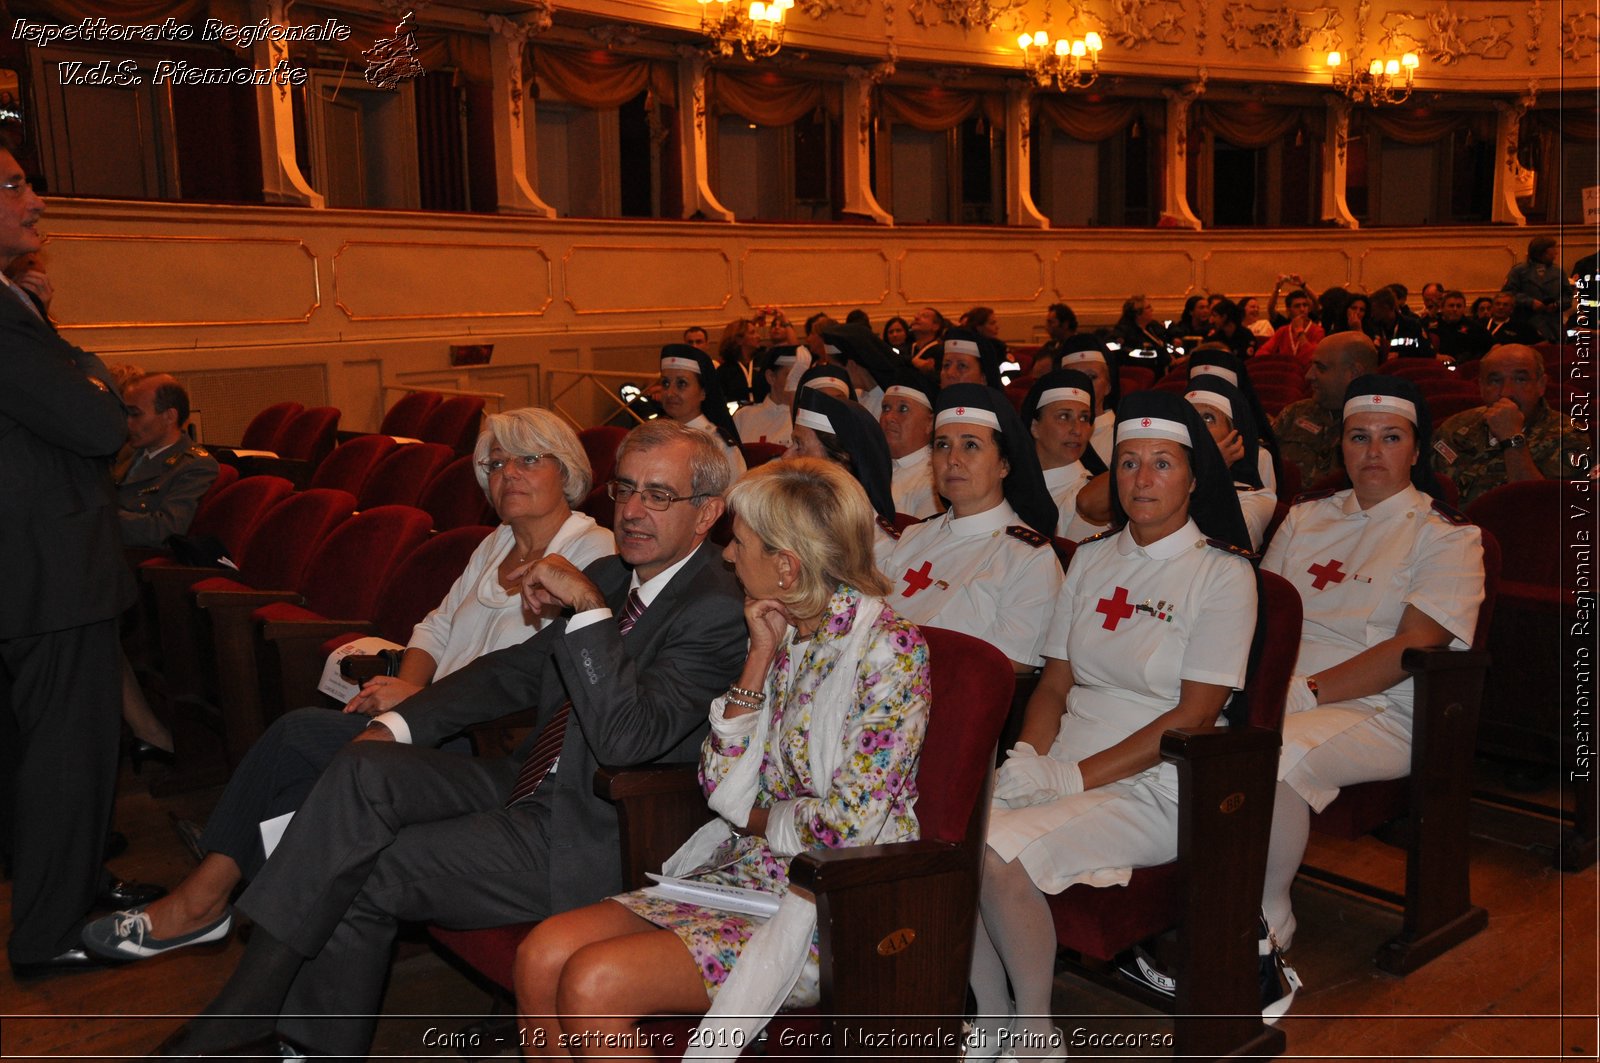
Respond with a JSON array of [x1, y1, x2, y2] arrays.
[[1365, 287, 1433, 359], [882, 314, 911, 357], [879, 369, 941, 519], [1032, 303, 1080, 373], [1272, 333, 1381, 490], [1203, 297, 1255, 356], [115, 374, 218, 549], [1055, 340, 1118, 465], [936, 326, 1004, 390], [907, 306, 947, 374], [681, 326, 709, 351], [970, 391, 1262, 1060], [1256, 288, 1324, 366], [823, 322, 896, 413], [732, 346, 800, 447], [1431, 343, 1588, 506], [715, 319, 762, 405], [1260, 375, 1484, 957], [1184, 376, 1276, 550], [1429, 289, 1491, 363], [1021, 368, 1109, 542], [82, 408, 615, 963], [1110, 295, 1173, 375], [1482, 290, 1542, 348], [882, 384, 1062, 673], [514, 458, 930, 1050], [1186, 348, 1280, 493], [147, 419, 746, 1059], [789, 386, 901, 564], [658, 345, 747, 481]]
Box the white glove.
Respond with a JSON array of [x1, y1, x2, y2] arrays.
[[1286, 675, 1319, 716], [993, 742, 1084, 808]]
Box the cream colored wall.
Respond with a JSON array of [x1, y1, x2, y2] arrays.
[[48, 198, 1559, 438]]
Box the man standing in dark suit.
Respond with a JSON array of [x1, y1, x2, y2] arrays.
[[0, 145, 136, 976], [157, 419, 748, 1059]]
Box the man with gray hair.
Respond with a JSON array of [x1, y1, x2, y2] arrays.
[[155, 418, 748, 1059]]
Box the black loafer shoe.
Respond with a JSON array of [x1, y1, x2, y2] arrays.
[[95, 876, 168, 911], [11, 946, 112, 978]]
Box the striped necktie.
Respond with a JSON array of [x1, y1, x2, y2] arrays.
[[505, 589, 645, 807]]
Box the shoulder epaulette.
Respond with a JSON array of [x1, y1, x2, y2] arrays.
[[1078, 528, 1117, 545], [1006, 525, 1050, 547], [1206, 537, 1257, 560], [1291, 487, 1338, 506], [1430, 497, 1471, 525], [186, 443, 211, 459], [876, 515, 902, 540]]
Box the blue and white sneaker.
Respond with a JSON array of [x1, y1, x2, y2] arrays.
[[80, 904, 233, 961]]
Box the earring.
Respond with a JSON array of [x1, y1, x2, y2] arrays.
[[777, 579, 785, 588]]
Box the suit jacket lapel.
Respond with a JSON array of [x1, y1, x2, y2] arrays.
[[620, 540, 715, 646]]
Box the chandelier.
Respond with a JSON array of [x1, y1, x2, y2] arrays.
[[698, 0, 792, 61], [1327, 50, 1419, 106], [1018, 30, 1103, 91]]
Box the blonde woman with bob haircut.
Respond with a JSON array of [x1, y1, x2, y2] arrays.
[[514, 458, 931, 1057]]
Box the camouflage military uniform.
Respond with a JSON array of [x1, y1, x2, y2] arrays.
[[1431, 400, 1589, 506], [114, 441, 220, 547], [1272, 398, 1342, 491]]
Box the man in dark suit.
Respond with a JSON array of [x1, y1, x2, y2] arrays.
[[0, 146, 136, 976], [158, 419, 748, 1058]]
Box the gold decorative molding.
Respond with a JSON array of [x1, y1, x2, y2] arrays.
[[1201, 247, 1353, 293], [1562, 9, 1598, 60], [46, 234, 319, 329], [333, 241, 553, 321], [562, 245, 733, 314], [1377, 4, 1515, 65], [740, 247, 891, 308], [1221, 1, 1342, 55], [1358, 243, 1518, 292], [907, 0, 1027, 32]]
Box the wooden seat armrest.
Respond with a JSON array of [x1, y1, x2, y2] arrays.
[[788, 839, 964, 896], [195, 588, 303, 611], [261, 618, 377, 642], [1159, 723, 1281, 763], [139, 563, 226, 591], [596, 764, 707, 889], [595, 764, 702, 802], [1401, 646, 1491, 677], [1164, 722, 1281, 1053]]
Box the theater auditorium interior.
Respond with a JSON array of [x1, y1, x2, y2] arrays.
[[0, 0, 1595, 1057]]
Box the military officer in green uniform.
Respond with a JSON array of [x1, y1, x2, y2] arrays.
[[1432, 344, 1587, 506], [1272, 332, 1382, 491], [115, 373, 218, 547]]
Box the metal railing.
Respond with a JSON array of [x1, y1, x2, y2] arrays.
[[545, 368, 653, 432]]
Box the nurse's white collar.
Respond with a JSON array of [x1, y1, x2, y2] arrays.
[[1116, 518, 1204, 559], [1043, 462, 1087, 489], [892, 445, 931, 469], [942, 499, 1018, 536], [1339, 482, 1426, 519]]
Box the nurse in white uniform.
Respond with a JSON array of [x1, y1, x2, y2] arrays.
[[1259, 374, 1483, 952], [1184, 375, 1277, 551], [789, 386, 903, 568], [934, 327, 1004, 390], [823, 322, 895, 417], [658, 345, 747, 482], [1055, 342, 1118, 467], [1022, 368, 1111, 542], [881, 384, 1063, 673], [1188, 348, 1281, 494], [731, 345, 799, 448], [968, 390, 1259, 1061], [879, 372, 941, 520]]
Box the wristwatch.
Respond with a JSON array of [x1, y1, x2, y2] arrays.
[[1502, 433, 1527, 451]]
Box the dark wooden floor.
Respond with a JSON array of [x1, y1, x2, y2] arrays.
[[4, 754, 1596, 1061]]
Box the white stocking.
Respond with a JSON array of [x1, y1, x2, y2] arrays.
[[1261, 781, 1309, 949], [976, 848, 1058, 1056]]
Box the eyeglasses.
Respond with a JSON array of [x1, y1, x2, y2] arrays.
[[478, 453, 552, 476], [0, 179, 34, 197], [607, 480, 704, 511]]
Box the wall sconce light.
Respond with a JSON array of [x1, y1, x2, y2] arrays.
[[1019, 30, 1102, 91], [698, 0, 792, 61], [1327, 49, 1418, 105]]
